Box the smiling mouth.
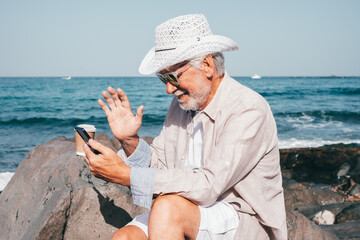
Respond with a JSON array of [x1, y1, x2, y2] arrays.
[[173, 90, 187, 98]]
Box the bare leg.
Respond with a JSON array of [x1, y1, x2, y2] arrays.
[[148, 195, 201, 240], [112, 225, 148, 240]]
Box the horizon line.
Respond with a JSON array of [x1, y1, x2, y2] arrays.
[[0, 75, 359, 78]]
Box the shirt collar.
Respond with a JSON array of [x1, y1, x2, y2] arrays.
[[202, 71, 232, 121]]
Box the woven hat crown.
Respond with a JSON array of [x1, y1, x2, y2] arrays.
[[155, 14, 212, 52], [139, 14, 238, 74]]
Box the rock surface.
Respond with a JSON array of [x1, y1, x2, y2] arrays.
[[286, 210, 338, 240], [283, 181, 344, 210], [281, 144, 360, 240], [321, 221, 360, 240], [280, 144, 360, 183], [0, 134, 146, 240], [1, 135, 359, 239]]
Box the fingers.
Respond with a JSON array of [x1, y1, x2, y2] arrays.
[[84, 156, 90, 166], [117, 88, 131, 109], [136, 105, 144, 123], [108, 87, 122, 106], [102, 90, 116, 110], [83, 142, 102, 177], [87, 139, 103, 153], [98, 99, 111, 115], [83, 143, 95, 159], [99, 87, 128, 111]]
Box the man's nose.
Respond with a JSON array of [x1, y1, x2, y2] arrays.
[[166, 82, 177, 95]]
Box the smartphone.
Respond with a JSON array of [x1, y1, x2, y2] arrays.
[[74, 126, 100, 154]]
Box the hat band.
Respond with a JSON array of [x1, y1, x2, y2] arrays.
[[155, 47, 176, 52]]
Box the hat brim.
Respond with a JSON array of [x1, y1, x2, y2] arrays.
[[138, 35, 238, 75]]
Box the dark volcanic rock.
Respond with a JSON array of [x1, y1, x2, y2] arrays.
[[335, 202, 360, 223], [320, 221, 360, 240], [337, 154, 360, 182], [280, 144, 360, 184], [0, 134, 146, 240]]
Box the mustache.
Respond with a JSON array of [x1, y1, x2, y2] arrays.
[[173, 89, 186, 97]]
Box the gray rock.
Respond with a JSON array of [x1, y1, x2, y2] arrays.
[[296, 202, 355, 220], [0, 133, 146, 240], [336, 202, 360, 223], [286, 210, 339, 240], [294, 202, 360, 238], [321, 221, 360, 240], [349, 183, 360, 196], [284, 183, 344, 210]]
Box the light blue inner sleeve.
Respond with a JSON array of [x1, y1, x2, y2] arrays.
[[127, 138, 156, 209], [131, 167, 156, 209], [126, 138, 152, 167]]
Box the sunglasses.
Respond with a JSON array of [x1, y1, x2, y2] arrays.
[[156, 64, 191, 86]]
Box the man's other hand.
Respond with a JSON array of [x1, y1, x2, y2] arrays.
[[84, 139, 131, 186]]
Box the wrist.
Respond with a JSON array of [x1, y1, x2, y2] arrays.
[[119, 136, 140, 156], [120, 164, 131, 186], [119, 135, 139, 145]]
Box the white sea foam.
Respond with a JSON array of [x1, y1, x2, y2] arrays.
[[291, 121, 343, 130], [279, 138, 360, 149], [0, 172, 14, 191]]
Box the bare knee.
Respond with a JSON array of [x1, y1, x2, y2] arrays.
[[149, 195, 200, 239], [111, 225, 147, 240], [151, 195, 180, 216], [150, 195, 188, 224]]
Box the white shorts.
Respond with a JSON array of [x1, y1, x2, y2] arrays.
[[126, 201, 240, 240]]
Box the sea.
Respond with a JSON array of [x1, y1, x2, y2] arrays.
[[0, 76, 359, 190]]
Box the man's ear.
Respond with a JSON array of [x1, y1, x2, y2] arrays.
[[202, 55, 215, 79]]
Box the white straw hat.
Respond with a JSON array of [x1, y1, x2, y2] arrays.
[[138, 14, 239, 75]]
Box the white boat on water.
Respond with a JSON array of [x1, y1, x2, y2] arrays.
[[251, 74, 261, 79], [62, 76, 72, 80]]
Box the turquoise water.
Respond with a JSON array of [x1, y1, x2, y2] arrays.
[[0, 76, 359, 173]]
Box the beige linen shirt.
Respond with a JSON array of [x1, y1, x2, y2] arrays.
[[150, 73, 287, 239]]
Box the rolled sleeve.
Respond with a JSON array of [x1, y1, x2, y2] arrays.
[[130, 167, 156, 209], [118, 138, 151, 168]]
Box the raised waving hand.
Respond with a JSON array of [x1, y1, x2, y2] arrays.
[[98, 87, 144, 154]]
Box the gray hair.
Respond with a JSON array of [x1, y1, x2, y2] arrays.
[[188, 52, 225, 76]]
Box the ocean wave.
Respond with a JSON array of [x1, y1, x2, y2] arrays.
[[142, 114, 166, 125], [0, 116, 107, 126], [275, 110, 360, 123], [0, 114, 167, 128], [260, 90, 305, 97], [320, 88, 360, 95], [279, 138, 360, 149]]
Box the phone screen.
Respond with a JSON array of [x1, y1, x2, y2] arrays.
[[75, 127, 91, 143]]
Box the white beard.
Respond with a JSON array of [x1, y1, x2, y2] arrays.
[[175, 83, 211, 111]]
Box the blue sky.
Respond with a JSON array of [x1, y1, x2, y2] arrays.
[[0, 0, 359, 77]]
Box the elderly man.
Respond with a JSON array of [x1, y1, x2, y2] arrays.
[[84, 14, 287, 240]]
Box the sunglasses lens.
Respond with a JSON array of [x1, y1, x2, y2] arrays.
[[157, 75, 167, 84], [166, 74, 178, 85], [156, 73, 179, 85]]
